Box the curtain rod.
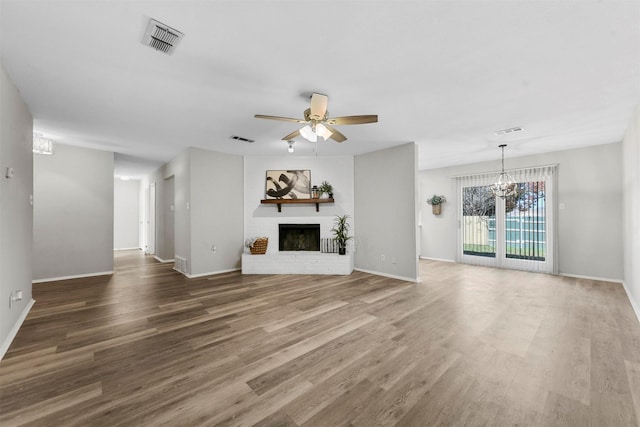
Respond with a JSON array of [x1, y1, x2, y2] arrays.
[[449, 163, 559, 179]]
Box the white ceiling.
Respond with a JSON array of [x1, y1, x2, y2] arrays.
[[2, 1, 638, 177]]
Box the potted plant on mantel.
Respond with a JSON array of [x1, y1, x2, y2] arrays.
[[331, 214, 352, 255], [318, 181, 333, 199], [426, 194, 446, 215]]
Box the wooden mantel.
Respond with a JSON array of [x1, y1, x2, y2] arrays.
[[260, 198, 334, 212]]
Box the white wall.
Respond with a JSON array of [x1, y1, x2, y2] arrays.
[[420, 142, 624, 281], [354, 143, 420, 282], [190, 147, 243, 275], [33, 144, 114, 281], [622, 106, 640, 321], [114, 178, 140, 250], [0, 63, 34, 359], [244, 155, 354, 255]]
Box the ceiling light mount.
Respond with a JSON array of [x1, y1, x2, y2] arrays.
[[490, 144, 517, 199], [287, 140, 295, 153], [33, 133, 55, 155]]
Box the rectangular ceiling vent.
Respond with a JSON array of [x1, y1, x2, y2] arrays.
[[494, 126, 524, 136], [142, 19, 183, 55], [230, 135, 255, 143]]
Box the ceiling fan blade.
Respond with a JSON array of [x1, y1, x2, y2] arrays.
[[324, 124, 347, 143], [309, 93, 328, 120], [281, 129, 301, 140], [254, 114, 306, 124], [326, 115, 378, 125]]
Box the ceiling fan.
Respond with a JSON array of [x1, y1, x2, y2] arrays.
[[254, 93, 378, 143]]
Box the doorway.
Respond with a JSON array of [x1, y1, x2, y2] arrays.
[[164, 176, 175, 260], [148, 182, 156, 255]]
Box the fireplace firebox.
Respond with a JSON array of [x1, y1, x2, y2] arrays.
[[279, 224, 320, 251]]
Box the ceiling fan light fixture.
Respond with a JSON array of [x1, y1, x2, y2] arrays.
[[300, 125, 317, 142], [315, 123, 332, 141]]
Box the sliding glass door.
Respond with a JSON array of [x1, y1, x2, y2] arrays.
[[461, 185, 496, 266], [457, 167, 556, 273]]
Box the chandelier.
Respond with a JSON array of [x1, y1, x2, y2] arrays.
[[490, 144, 517, 199]]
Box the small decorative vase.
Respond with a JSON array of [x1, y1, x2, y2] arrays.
[[328, 192, 334, 199], [338, 247, 346, 255], [432, 204, 441, 215], [311, 185, 319, 199]]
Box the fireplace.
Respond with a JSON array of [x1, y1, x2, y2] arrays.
[[279, 224, 320, 251]]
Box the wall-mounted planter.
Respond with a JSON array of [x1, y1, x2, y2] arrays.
[[427, 194, 446, 215]]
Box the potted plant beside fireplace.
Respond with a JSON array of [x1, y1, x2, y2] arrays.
[[331, 214, 352, 255]]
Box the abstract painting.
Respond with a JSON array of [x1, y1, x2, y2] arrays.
[[265, 170, 311, 199]]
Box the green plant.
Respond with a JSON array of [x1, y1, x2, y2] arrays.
[[426, 194, 446, 205], [331, 214, 352, 253], [318, 180, 333, 196]]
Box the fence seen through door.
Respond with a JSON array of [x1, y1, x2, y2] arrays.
[[462, 181, 547, 262]]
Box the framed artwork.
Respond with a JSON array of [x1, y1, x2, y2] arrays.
[[265, 170, 311, 199]]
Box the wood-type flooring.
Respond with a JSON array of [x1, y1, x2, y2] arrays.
[[1, 251, 639, 426]]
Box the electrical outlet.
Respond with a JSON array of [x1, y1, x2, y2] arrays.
[[380, 254, 385, 262], [212, 245, 217, 253]]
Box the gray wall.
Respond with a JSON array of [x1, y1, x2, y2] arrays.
[[114, 178, 140, 250], [420, 142, 624, 281], [147, 150, 190, 263], [623, 106, 640, 320], [354, 143, 420, 281], [146, 147, 243, 276], [33, 144, 114, 281], [0, 63, 33, 358], [189, 147, 243, 275]]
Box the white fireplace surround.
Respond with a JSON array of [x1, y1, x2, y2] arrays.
[[243, 156, 356, 276]]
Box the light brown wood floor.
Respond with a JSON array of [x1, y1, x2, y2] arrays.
[[1, 251, 639, 426]]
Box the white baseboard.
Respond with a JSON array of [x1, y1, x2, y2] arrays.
[[559, 273, 623, 284], [622, 281, 640, 325], [114, 247, 141, 251], [32, 271, 113, 284], [1, 298, 35, 361], [419, 256, 455, 263], [154, 256, 174, 263], [182, 268, 241, 279], [354, 268, 420, 283]]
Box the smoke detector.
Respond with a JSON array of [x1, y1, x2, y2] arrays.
[[142, 18, 184, 55]]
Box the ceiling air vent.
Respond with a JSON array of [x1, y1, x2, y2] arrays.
[[142, 19, 183, 55], [494, 126, 524, 136], [230, 135, 255, 143]]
